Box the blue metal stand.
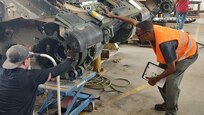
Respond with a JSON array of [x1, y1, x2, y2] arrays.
[[38, 72, 97, 115]]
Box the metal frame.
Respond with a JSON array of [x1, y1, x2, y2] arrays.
[[38, 72, 97, 115]]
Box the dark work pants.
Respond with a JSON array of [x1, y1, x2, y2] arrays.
[[158, 54, 198, 115]]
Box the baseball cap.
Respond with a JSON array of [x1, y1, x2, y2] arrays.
[[2, 44, 32, 69]]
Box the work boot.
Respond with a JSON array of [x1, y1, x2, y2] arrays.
[[154, 102, 166, 111]]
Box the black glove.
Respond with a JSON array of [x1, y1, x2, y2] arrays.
[[65, 49, 76, 59]]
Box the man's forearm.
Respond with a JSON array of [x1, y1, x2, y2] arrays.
[[48, 58, 73, 78], [112, 15, 137, 26], [102, 6, 137, 26], [157, 68, 174, 81], [157, 61, 176, 81]]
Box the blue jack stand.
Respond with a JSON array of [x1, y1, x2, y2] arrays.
[[38, 72, 99, 115]]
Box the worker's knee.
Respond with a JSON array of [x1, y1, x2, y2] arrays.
[[165, 77, 180, 90]]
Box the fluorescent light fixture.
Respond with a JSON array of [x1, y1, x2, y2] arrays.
[[129, 0, 142, 10]]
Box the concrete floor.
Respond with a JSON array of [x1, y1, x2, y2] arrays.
[[35, 14, 204, 115]]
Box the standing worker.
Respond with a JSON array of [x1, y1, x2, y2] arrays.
[[173, 0, 189, 31], [102, 6, 198, 115], [0, 44, 75, 115]]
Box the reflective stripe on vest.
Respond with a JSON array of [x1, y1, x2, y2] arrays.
[[176, 31, 185, 54], [177, 31, 193, 61]]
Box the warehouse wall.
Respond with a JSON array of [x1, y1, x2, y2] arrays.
[[200, 0, 204, 10], [190, 0, 204, 11]]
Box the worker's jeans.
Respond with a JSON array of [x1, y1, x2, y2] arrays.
[[176, 12, 188, 30], [158, 53, 198, 115]]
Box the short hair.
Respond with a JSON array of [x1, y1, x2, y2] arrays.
[[136, 20, 153, 32]]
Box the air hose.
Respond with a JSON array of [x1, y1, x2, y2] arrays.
[[85, 74, 130, 93]]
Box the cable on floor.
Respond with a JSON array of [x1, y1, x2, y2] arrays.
[[85, 74, 130, 93]]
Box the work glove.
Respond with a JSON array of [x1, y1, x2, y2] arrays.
[[65, 49, 76, 59]]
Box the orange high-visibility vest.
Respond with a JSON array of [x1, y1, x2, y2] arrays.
[[151, 25, 197, 64]]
